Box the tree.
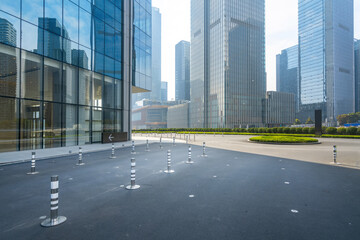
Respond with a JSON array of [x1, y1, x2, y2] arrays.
[[305, 117, 314, 124], [294, 119, 301, 125]]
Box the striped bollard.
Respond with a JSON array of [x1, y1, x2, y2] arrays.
[[41, 175, 67, 227], [164, 150, 175, 173], [126, 158, 140, 190], [172, 137, 176, 146], [131, 141, 136, 154], [145, 139, 150, 152], [76, 147, 84, 166], [186, 146, 194, 164], [201, 142, 207, 157], [27, 152, 39, 175], [109, 143, 116, 159], [333, 145, 337, 164]]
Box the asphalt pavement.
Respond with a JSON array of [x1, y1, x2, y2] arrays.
[[0, 143, 360, 240]]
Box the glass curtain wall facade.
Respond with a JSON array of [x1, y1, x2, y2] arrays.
[[132, 4, 154, 105], [276, 45, 299, 110], [0, 0, 151, 152], [355, 39, 360, 112], [175, 40, 190, 101], [298, 0, 354, 124], [190, 0, 266, 128]]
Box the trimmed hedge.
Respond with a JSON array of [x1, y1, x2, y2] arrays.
[[249, 136, 318, 143]]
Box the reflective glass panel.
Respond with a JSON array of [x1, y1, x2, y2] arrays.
[[92, 107, 102, 142], [0, 44, 20, 97], [22, 0, 44, 26], [79, 106, 90, 144], [21, 51, 43, 100], [43, 102, 62, 148], [63, 104, 77, 146], [79, 68, 91, 105], [0, 97, 18, 152], [103, 108, 114, 132], [63, 64, 78, 104], [103, 76, 114, 108], [20, 99, 42, 150], [44, 57, 62, 102]]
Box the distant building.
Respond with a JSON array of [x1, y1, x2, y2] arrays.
[[167, 102, 190, 128], [298, 0, 354, 124], [355, 39, 360, 112], [175, 40, 190, 101], [132, 99, 189, 129], [161, 81, 168, 102], [264, 91, 295, 127], [190, 0, 266, 128], [132, 105, 168, 130], [276, 45, 298, 110], [0, 18, 16, 47]]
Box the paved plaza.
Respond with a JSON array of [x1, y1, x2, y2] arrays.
[[0, 137, 360, 239]]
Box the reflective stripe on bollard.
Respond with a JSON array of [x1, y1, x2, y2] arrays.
[[41, 175, 67, 227], [333, 145, 337, 164], [146, 139, 150, 152], [126, 158, 140, 190], [110, 143, 116, 159], [77, 147, 84, 165], [186, 146, 194, 164], [27, 152, 39, 175], [201, 142, 207, 157], [164, 150, 175, 173], [131, 141, 136, 154]]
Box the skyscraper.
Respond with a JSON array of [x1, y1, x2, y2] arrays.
[[298, 0, 354, 124], [276, 45, 299, 110], [175, 40, 190, 101], [161, 81, 168, 102], [190, 0, 266, 128], [150, 7, 161, 101], [355, 39, 360, 112]]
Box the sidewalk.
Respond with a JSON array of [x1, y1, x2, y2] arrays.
[[0, 137, 184, 165]]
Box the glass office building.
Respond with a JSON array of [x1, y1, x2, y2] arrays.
[[298, 0, 354, 124], [0, 0, 151, 152], [276, 45, 298, 110], [175, 40, 190, 101], [355, 39, 360, 113], [190, 0, 266, 128]]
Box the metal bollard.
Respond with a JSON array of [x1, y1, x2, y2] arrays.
[[160, 137, 163, 149], [222, 132, 224, 137], [201, 142, 207, 157], [76, 147, 84, 166], [333, 145, 337, 164], [27, 152, 39, 175], [41, 175, 67, 227], [172, 137, 176, 146], [186, 146, 194, 164], [126, 158, 140, 190], [194, 134, 196, 142], [131, 141, 136, 154], [164, 150, 174, 173], [109, 143, 116, 159], [145, 139, 150, 152]]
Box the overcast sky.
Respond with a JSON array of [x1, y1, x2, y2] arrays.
[[152, 0, 360, 101]]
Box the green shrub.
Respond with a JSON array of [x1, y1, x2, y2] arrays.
[[277, 127, 284, 133], [358, 128, 360, 135], [309, 127, 315, 134], [283, 128, 291, 133], [337, 127, 347, 135], [289, 128, 297, 134], [296, 128, 303, 134], [302, 127, 310, 134], [326, 127, 337, 134], [346, 127, 358, 135], [272, 127, 278, 133]]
